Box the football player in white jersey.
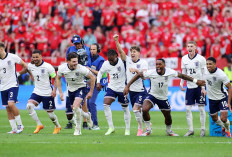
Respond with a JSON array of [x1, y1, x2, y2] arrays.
[[204, 57, 231, 137], [124, 59, 205, 136], [114, 34, 148, 136], [57, 52, 95, 136], [24, 50, 61, 134], [0, 42, 27, 134], [180, 41, 207, 137], [96, 49, 130, 136]]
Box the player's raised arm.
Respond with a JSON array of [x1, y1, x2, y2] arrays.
[[113, 34, 126, 61], [177, 73, 205, 87], [85, 72, 96, 99]]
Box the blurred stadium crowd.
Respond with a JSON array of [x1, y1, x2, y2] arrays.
[[0, 0, 232, 60]]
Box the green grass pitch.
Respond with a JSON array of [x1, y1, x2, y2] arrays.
[[0, 110, 231, 157]]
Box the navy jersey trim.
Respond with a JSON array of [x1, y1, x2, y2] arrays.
[[188, 53, 197, 60]]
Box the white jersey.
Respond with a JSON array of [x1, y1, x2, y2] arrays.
[[125, 56, 148, 92], [97, 58, 126, 92], [28, 61, 56, 96], [57, 63, 90, 92], [204, 68, 230, 100], [0, 53, 21, 91], [143, 68, 178, 100], [181, 54, 206, 89]]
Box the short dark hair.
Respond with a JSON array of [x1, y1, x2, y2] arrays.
[[0, 42, 5, 48], [157, 58, 165, 64], [130, 45, 140, 53], [67, 52, 78, 61], [207, 57, 216, 63], [187, 41, 197, 46], [32, 49, 42, 55], [107, 49, 118, 57]]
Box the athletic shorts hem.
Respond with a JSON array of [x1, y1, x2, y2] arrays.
[[144, 99, 155, 107]]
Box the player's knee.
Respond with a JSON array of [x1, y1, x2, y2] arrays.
[[47, 112, 56, 121], [221, 117, 227, 123], [186, 106, 192, 113], [27, 102, 34, 110]]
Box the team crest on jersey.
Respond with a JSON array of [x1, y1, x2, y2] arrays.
[[213, 77, 217, 82], [117, 66, 121, 72], [195, 62, 199, 67], [41, 69, 45, 74], [137, 64, 141, 69], [7, 61, 11, 65], [75, 72, 79, 76], [165, 76, 168, 81]]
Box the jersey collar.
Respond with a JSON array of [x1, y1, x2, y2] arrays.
[[188, 53, 197, 60], [157, 68, 166, 76], [133, 58, 140, 63], [0, 52, 8, 60], [36, 60, 44, 67], [210, 67, 217, 74]]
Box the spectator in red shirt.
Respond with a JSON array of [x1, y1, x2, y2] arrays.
[[168, 37, 180, 57], [81, 6, 93, 31], [101, 6, 116, 31], [41, 44, 51, 57], [36, 31, 48, 51], [211, 37, 222, 59], [39, 0, 52, 16], [18, 43, 30, 59]]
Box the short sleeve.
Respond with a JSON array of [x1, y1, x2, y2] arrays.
[[27, 63, 32, 71], [221, 73, 230, 85], [47, 64, 56, 78], [12, 54, 22, 64], [80, 65, 90, 77], [181, 57, 185, 69], [143, 69, 153, 78], [201, 57, 206, 68], [169, 68, 178, 77], [57, 66, 63, 77]]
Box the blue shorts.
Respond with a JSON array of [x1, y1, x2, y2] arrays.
[[1, 87, 19, 106], [29, 93, 56, 111], [185, 87, 206, 106], [68, 87, 87, 106], [144, 94, 171, 110], [129, 91, 147, 107], [209, 97, 229, 115], [65, 96, 73, 114], [104, 88, 129, 105]]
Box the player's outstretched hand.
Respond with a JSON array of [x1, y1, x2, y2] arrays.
[[59, 92, 64, 101], [123, 86, 129, 96], [201, 87, 207, 97], [96, 83, 102, 91], [51, 90, 56, 98], [113, 34, 119, 41], [196, 80, 206, 86], [180, 85, 186, 91], [86, 92, 93, 99]]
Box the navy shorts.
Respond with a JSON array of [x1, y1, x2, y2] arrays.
[[105, 88, 129, 105], [144, 94, 171, 110], [1, 87, 19, 106], [65, 96, 73, 114], [68, 87, 87, 106], [185, 87, 206, 106], [129, 91, 147, 107], [209, 97, 229, 115], [29, 93, 56, 111]]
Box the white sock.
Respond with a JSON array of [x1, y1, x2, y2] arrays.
[[224, 119, 230, 132], [198, 106, 206, 130], [144, 121, 151, 131], [47, 112, 61, 128], [81, 110, 90, 119], [9, 119, 17, 131], [73, 108, 82, 130], [122, 106, 131, 131], [133, 110, 143, 130], [215, 117, 225, 128], [166, 125, 172, 133], [27, 103, 42, 126], [14, 115, 23, 126], [186, 106, 193, 131], [104, 104, 114, 129]]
